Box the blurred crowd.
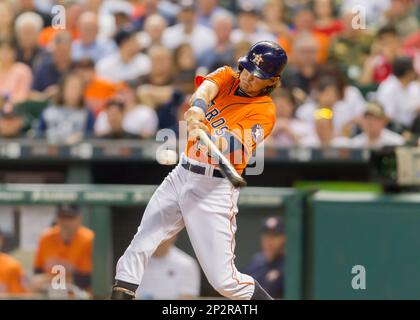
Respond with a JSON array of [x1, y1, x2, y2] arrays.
[[0, 0, 419, 149], [0, 203, 285, 299], [0, 205, 94, 299]]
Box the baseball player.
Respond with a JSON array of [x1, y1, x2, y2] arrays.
[[111, 41, 288, 300]]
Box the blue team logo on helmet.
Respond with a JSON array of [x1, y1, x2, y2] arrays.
[[238, 41, 288, 80]]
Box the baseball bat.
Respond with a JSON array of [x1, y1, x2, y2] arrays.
[[197, 129, 247, 188]]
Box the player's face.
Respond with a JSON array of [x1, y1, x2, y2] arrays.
[[261, 233, 285, 262], [57, 215, 81, 242], [239, 69, 278, 97]]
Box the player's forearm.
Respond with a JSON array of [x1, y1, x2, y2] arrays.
[[190, 80, 219, 112]]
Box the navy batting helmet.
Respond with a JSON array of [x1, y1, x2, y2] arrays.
[[238, 41, 288, 80]]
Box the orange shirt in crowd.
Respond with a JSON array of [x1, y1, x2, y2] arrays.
[[38, 27, 79, 48], [84, 79, 128, 116], [186, 66, 276, 175], [34, 226, 94, 277], [0, 252, 28, 294], [278, 31, 330, 64]]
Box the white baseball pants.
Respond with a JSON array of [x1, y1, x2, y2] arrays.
[[115, 156, 256, 299]]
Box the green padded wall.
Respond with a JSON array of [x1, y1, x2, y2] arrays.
[[308, 192, 420, 299]]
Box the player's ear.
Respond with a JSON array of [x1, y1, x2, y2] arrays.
[[269, 77, 281, 88]]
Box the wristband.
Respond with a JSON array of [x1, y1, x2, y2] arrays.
[[192, 98, 208, 114]]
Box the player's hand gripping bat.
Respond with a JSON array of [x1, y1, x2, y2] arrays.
[[196, 129, 247, 188]]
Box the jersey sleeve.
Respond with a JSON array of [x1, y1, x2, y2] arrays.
[[198, 66, 233, 90]]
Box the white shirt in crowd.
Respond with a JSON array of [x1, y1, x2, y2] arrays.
[[297, 129, 405, 149], [271, 119, 313, 147], [296, 86, 366, 135], [96, 52, 151, 83], [349, 128, 405, 149], [376, 75, 420, 128], [135, 247, 201, 300], [298, 132, 350, 148], [162, 23, 217, 58], [94, 105, 158, 138], [230, 28, 277, 46]]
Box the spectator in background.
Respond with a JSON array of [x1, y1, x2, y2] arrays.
[[98, 0, 135, 41], [94, 97, 158, 139], [94, 100, 127, 139], [14, 12, 45, 72], [377, 56, 420, 131], [37, 0, 84, 48], [379, 0, 419, 38], [281, 32, 321, 97], [71, 11, 116, 63], [296, 72, 365, 138], [243, 217, 286, 299], [0, 228, 29, 295], [36, 71, 95, 144], [328, 10, 374, 84], [350, 101, 405, 148], [318, 64, 366, 137], [15, 0, 52, 27], [261, 0, 289, 37], [359, 25, 402, 86], [232, 40, 252, 65], [74, 58, 126, 116], [313, 0, 343, 38], [279, 8, 330, 64], [231, 2, 277, 45], [31, 31, 73, 100], [34, 205, 94, 293], [137, 45, 185, 131], [0, 39, 33, 104], [137, 235, 200, 300], [196, 0, 229, 28], [131, 0, 176, 31], [96, 27, 151, 84], [297, 76, 350, 147], [162, 0, 217, 59], [267, 88, 312, 147], [0, 0, 15, 42], [403, 31, 420, 75], [197, 11, 235, 73], [137, 14, 168, 52], [173, 43, 197, 95]]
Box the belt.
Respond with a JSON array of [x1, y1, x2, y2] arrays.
[[181, 159, 224, 178]]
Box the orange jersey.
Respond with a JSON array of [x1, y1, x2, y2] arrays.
[[185, 66, 276, 174], [0, 253, 28, 294], [34, 226, 94, 276]]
